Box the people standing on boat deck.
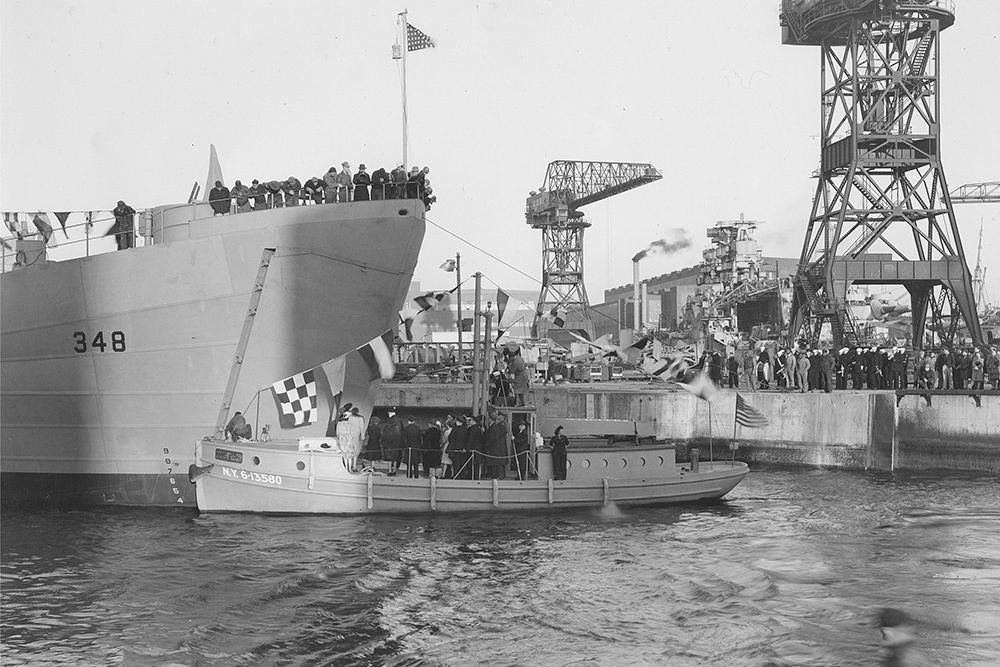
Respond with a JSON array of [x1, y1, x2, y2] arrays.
[[467, 415, 485, 480], [209, 180, 231, 216], [390, 164, 407, 199], [303, 176, 325, 205], [266, 180, 285, 208], [361, 415, 382, 466], [405, 166, 422, 199], [352, 164, 371, 201], [550, 425, 568, 481], [283, 176, 302, 207], [381, 410, 403, 476], [402, 415, 422, 478], [336, 404, 363, 472], [224, 411, 252, 441], [110, 200, 136, 250], [513, 422, 531, 481], [439, 416, 454, 478], [250, 180, 269, 210], [370, 167, 389, 200], [509, 354, 531, 407], [336, 162, 353, 203], [422, 420, 443, 477], [447, 416, 469, 479], [323, 166, 339, 203], [229, 180, 251, 213], [971, 349, 985, 390], [483, 413, 508, 479]]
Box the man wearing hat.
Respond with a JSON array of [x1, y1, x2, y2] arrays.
[[336, 162, 353, 203], [352, 163, 371, 201], [550, 425, 568, 480], [209, 180, 231, 216]]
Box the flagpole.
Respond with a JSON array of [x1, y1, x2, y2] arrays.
[[472, 272, 482, 414], [708, 400, 714, 470], [733, 397, 739, 462], [482, 302, 492, 417], [400, 10, 409, 170], [455, 252, 463, 372]]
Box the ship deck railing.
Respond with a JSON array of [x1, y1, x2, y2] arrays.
[[1, 189, 426, 273]]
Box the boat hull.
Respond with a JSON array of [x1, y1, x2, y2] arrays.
[[1, 201, 425, 508], [193, 439, 749, 515]]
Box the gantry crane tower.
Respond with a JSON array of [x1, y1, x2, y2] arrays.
[[526, 160, 662, 339], [780, 0, 983, 349]]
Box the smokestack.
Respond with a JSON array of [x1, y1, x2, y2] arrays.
[[633, 258, 641, 332]]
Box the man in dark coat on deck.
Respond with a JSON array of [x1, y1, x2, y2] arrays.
[[111, 200, 136, 250], [370, 167, 389, 200], [402, 416, 423, 478], [483, 413, 508, 479], [352, 164, 371, 201], [209, 181, 231, 216]]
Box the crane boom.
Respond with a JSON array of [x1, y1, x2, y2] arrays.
[[526, 160, 662, 339]]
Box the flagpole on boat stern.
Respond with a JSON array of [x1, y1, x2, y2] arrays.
[[396, 10, 409, 170], [455, 252, 463, 369], [472, 272, 482, 414]]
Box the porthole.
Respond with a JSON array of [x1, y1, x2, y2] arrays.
[[581, 459, 591, 469], [600, 459, 608, 468], [252, 456, 260, 466], [296, 461, 305, 471], [397, 209, 409, 216], [639, 457, 646, 466], [621, 458, 628, 468], [657, 456, 664, 466]]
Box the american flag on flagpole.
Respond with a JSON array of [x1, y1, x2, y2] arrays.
[[735, 393, 769, 428], [407, 23, 436, 51]]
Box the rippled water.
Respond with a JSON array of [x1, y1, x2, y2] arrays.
[[3, 467, 1000, 666]]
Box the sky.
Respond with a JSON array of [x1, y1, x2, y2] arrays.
[[2, 0, 998, 306]]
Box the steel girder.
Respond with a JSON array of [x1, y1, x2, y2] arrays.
[[786, 4, 982, 349]]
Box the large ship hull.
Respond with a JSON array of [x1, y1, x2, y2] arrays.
[[1, 200, 424, 508]]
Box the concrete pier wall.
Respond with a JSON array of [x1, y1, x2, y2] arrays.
[[376, 383, 1000, 472]]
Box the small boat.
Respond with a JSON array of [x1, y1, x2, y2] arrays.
[[190, 415, 749, 515]]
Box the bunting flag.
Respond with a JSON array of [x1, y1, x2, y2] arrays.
[[679, 371, 718, 402], [54, 212, 72, 239], [32, 213, 55, 246], [414, 291, 449, 312], [497, 288, 510, 324], [735, 393, 769, 428], [439, 258, 456, 272], [401, 313, 416, 342], [407, 23, 436, 51], [269, 356, 348, 430], [358, 329, 396, 381], [3, 212, 17, 235], [271, 369, 320, 428], [548, 307, 566, 328]]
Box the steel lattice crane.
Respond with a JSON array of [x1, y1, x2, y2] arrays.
[[526, 160, 662, 339]]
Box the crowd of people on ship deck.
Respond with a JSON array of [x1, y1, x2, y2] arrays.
[[207, 162, 436, 214], [348, 409, 541, 481], [694, 343, 1000, 393]]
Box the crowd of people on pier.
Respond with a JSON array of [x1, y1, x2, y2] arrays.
[[696, 343, 1000, 392], [344, 409, 549, 481], [207, 162, 436, 215]]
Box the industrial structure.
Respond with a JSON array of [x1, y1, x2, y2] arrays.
[[781, 0, 983, 349], [526, 160, 661, 339]]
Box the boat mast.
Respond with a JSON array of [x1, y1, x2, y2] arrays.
[[973, 218, 984, 305], [396, 10, 410, 170]]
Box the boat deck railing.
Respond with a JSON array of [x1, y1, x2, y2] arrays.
[[1, 191, 424, 274]]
